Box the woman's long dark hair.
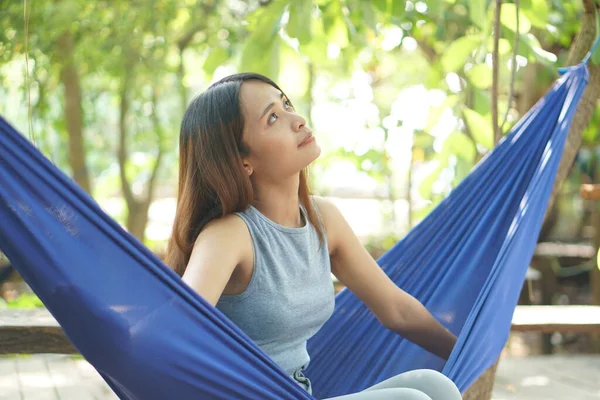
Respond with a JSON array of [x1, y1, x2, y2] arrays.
[[165, 73, 324, 276]]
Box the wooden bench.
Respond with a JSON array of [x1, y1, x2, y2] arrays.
[[510, 305, 600, 333], [1, 305, 600, 355], [0, 308, 77, 354]]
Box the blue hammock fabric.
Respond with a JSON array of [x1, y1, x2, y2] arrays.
[[0, 63, 588, 400], [306, 63, 589, 398]]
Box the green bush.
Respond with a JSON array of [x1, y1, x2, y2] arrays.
[[4, 293, 44, 309]]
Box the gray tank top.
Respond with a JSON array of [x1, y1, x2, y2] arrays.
[[215, 203, 335, 391]]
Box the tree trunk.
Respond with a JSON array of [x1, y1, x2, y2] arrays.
[[117, 69, 165, 243], [587, 153, 600, 321], [117, 67, 143, 241], [545, 0, 600, 216], [56, 31, 91, 194], [462, 361, 499, 400], [126, 201, 150, 242], [589, 200, 600, 352], [465, 0, 600, 397]]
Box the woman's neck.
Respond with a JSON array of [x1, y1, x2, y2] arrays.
[[251, 175, 303, 228]]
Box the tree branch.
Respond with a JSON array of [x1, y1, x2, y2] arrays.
[[146, 86, 165, 206], [176, 2, 219, 111], [567, 0, 598, 65], [177, 23, 203, 50], [491, 0, 502, 145], [416, 39, 437, 63], [118, 66, 136, 208], [501, 0, 519, 132]]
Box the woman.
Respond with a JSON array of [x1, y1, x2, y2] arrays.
[[165, 73, 462, 400]]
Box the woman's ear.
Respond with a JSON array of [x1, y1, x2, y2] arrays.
[[243, 161, 253, 176]]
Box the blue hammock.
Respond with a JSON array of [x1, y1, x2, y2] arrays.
[[0, 62, 588, 399]]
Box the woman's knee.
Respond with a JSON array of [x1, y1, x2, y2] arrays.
[[325, 387, 433, 400], [364, 369, 461, 399], [399, 370, 461, 399]]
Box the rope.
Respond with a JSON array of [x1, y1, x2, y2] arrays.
[[582, 34, 600, 64]]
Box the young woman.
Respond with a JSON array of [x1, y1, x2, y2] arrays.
[[165, 73, 462, 400]]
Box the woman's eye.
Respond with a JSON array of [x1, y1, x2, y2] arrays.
[[284, 100, 293, 110], [268, 113, 278, 124]]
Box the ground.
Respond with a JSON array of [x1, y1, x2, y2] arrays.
[[1, 353, 599, 399]]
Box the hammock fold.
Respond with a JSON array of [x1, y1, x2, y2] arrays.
[[0, 63, 589, 399]]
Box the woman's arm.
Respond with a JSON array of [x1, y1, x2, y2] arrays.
[[313, 196, 456, 360], [182, 215, 252, 306], [380, 291, 457, 360]]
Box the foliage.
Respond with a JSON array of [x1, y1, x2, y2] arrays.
[[0, 0, 594, 241], [2, 293, 44, 309]]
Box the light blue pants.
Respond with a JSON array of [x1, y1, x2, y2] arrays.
[[323, 369, 462, 400]]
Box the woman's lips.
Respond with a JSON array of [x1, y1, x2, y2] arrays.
[[299, 133, 314, 146]]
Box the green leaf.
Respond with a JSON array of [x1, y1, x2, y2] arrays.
[[486, 37, 512, 55], [454, 157, 474, 183], [463, 108, 494, 149], [583, 123, 597, 142], [501, 3, 531, 33], [472, 88, 491, 116], [442, 131, 476, 162], [279, 42, 310, 98], [203, 46, 229, 76], [520, 33, 557, 65], [413, 203, 435, 222], [359, 1, 378, 33], [423, 63, 444, 89], [322, 0, 349, 48], [520, 0, 532, 8], [299, 17, 328, 62], [522, 0, 549, 29], [469, 0, 487, 30], [239, 1, 287, 77], [391, 0, 406, 16], [6, 293, 44, 309], [413, 131, 435, 148], [245, 0, 287, 41], [288, 0, 313, 44], [373, 0, 406, 16], [327, 15, 349, 47], [240, 34, 281, 79], [419, 164, 443, 199], [427, 0, 447, 17], [440, 36, 481, 72], [373, 0, 387, 13], [424, 95, 459, 132], [465, 64, 493, 89]]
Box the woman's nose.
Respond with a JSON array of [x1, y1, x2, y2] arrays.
[[292, 115, 306, 131]]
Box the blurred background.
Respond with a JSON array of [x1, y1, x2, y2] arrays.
[[1, 0, 600, 378]]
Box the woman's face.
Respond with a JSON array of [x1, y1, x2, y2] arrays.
[[240, 80, 320, 181]]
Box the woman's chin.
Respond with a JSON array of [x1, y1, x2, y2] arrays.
[[308, 145, 321, 163]]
